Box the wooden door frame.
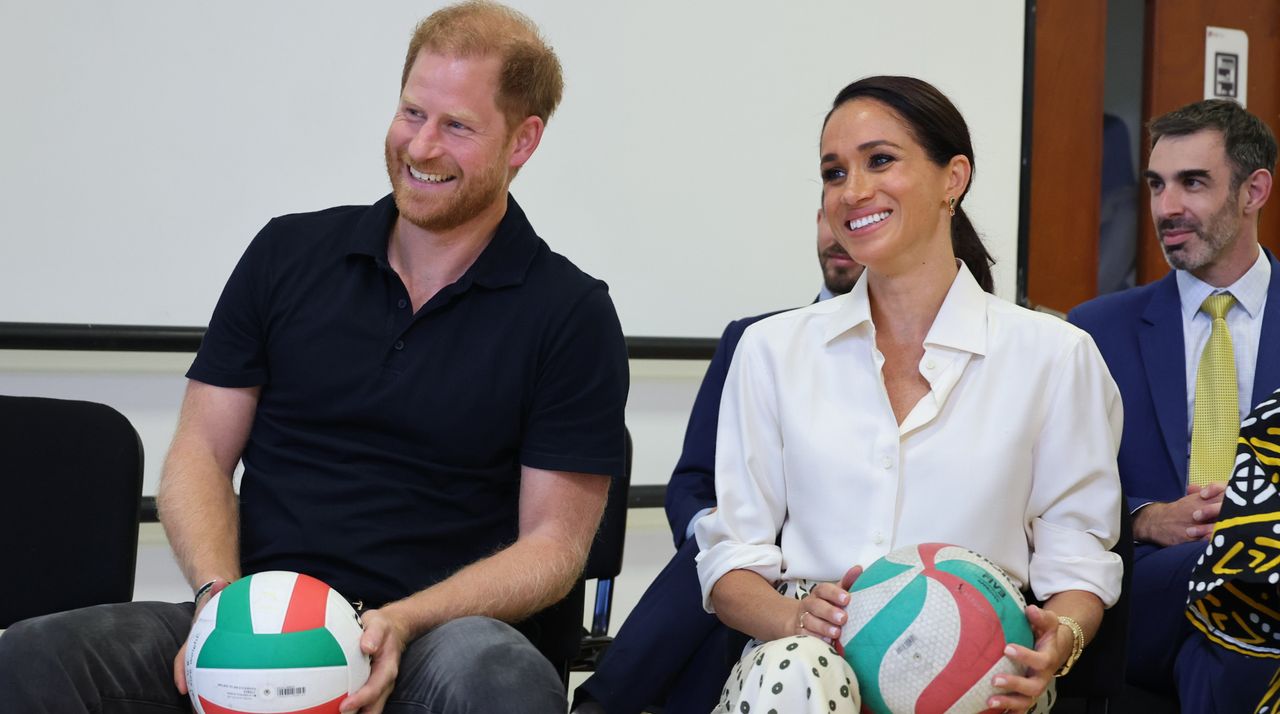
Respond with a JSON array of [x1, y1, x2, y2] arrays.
[[1018, 0, 1109, 314]]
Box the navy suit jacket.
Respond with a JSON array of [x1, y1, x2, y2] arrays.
[[1067, 249, 1280, 513], [664, 311, 785, 548]]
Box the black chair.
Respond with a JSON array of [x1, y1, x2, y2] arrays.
[[561, 428, 633, 682], [0, 395, 144, 628], [1052, 498, 1135, 714]]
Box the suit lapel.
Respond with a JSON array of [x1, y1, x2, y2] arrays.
[[1137, 272, 1189, 486], [1253, 249, 1280, 407]]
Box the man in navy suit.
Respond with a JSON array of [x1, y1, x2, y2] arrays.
[[1069, 99, 1280, 713], [571, 210, 863, 714]]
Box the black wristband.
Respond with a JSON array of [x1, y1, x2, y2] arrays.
[[193, 579, 220, 605]]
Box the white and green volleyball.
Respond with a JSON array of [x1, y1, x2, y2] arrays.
[[839, 543, 1035, 714], [185, 571, 370, 714]]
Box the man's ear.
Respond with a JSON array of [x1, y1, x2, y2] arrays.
[[507, 115, 545, 171], [1241, 168, 1272, 217]]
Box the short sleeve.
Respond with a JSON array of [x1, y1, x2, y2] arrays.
[[1027, 332, 1125, 607], [186, 221, 275, 388], [694, 325, 788, 612], [519, 283, 629, 478]]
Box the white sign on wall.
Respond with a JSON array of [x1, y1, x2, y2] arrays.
[[1205, 26, 1248, 107]]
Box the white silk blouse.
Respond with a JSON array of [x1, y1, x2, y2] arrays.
[[695, 266, 1125, 611]]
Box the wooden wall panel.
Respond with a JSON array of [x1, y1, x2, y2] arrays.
[[1026, 0, 1108, 313], [1141, 0, 1280, 284]]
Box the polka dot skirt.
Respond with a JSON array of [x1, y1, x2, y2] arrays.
[[716, 635, 859, 714]]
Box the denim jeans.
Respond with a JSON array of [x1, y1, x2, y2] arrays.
[[0, 602, 565, 713]]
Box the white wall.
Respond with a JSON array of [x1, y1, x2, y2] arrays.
[[1, 0, 1027, 337]]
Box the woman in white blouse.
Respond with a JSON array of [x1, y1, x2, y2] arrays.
[[695, 76, 1124, 713]]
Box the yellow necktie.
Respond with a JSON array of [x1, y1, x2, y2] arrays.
[[1189, 293, 1239, 487]]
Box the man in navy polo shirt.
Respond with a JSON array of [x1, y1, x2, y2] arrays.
[[0, 3, 627, 713]]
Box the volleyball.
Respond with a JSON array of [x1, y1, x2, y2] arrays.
[[185, 571, 370, 714], [839, 543, 1034, 714]]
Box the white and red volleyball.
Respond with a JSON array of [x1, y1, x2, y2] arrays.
[[839, 543, 1034, 714], [185, 571, 370, 714]]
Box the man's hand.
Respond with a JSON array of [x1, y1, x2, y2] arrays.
[[793, 566, 862, 644], [173, 578, 231, 695], [987, 604, 1068, 713], [339, 608, 410, 714], [1133, 482, 1227, 546]]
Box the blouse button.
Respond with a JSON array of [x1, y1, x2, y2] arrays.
[[924, 359, 936, 371], [873, 532, 885, 545], [881, 456, 892, 470]]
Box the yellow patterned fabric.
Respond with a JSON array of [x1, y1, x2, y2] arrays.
[[1190, 293, 1240, 487], [1257, 667, 1280, 714], [1186, 388, 1280, 660]]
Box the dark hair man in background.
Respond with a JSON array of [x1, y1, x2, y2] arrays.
[[0, 3, 628, 713], [1069, 98, 1280, 713]]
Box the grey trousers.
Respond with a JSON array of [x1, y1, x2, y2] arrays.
[[0, 601, 566, 713]]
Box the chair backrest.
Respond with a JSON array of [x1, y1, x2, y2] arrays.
[[0, 395, 144, 628], [584, 428, 632, 582], [1054, 496, 1134, 707], [560, 428, 634, 681], [523, 427, 631, 681]]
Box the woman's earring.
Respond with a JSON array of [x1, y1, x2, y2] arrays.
[[948, 196, 956, 217]]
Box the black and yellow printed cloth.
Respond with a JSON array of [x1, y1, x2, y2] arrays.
[[1186, 388, 1280, 712], [1257, 668, 1280, 714]]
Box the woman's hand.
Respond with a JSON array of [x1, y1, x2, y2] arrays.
[[986, 604, 1069, 713], [792, 566, 862, 644]]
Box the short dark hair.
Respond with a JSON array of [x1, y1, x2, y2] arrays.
[[823, 76, 994, 292], [1149, 99, 1277, 190]]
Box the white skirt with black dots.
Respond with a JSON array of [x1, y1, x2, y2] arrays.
[[716, 635, 859, 714]]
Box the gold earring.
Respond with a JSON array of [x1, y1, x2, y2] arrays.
[[948, 197, 956, 217]]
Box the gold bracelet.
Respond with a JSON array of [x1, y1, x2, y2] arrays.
[[1054, 615, 1085, 677]]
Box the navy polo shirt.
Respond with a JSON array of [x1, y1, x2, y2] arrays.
[[188, 193, 629, 609]]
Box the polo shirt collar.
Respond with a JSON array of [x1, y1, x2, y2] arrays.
[[823, 261, 988, 357], [347, 193, 399, 260], [346, 192, 541, 289], [465, 193, 541, 289]]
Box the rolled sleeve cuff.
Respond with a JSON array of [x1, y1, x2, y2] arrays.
[[1028, 517, 1123, 607], [694, 539, 783, 613], [685, 507, 715, 541]]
